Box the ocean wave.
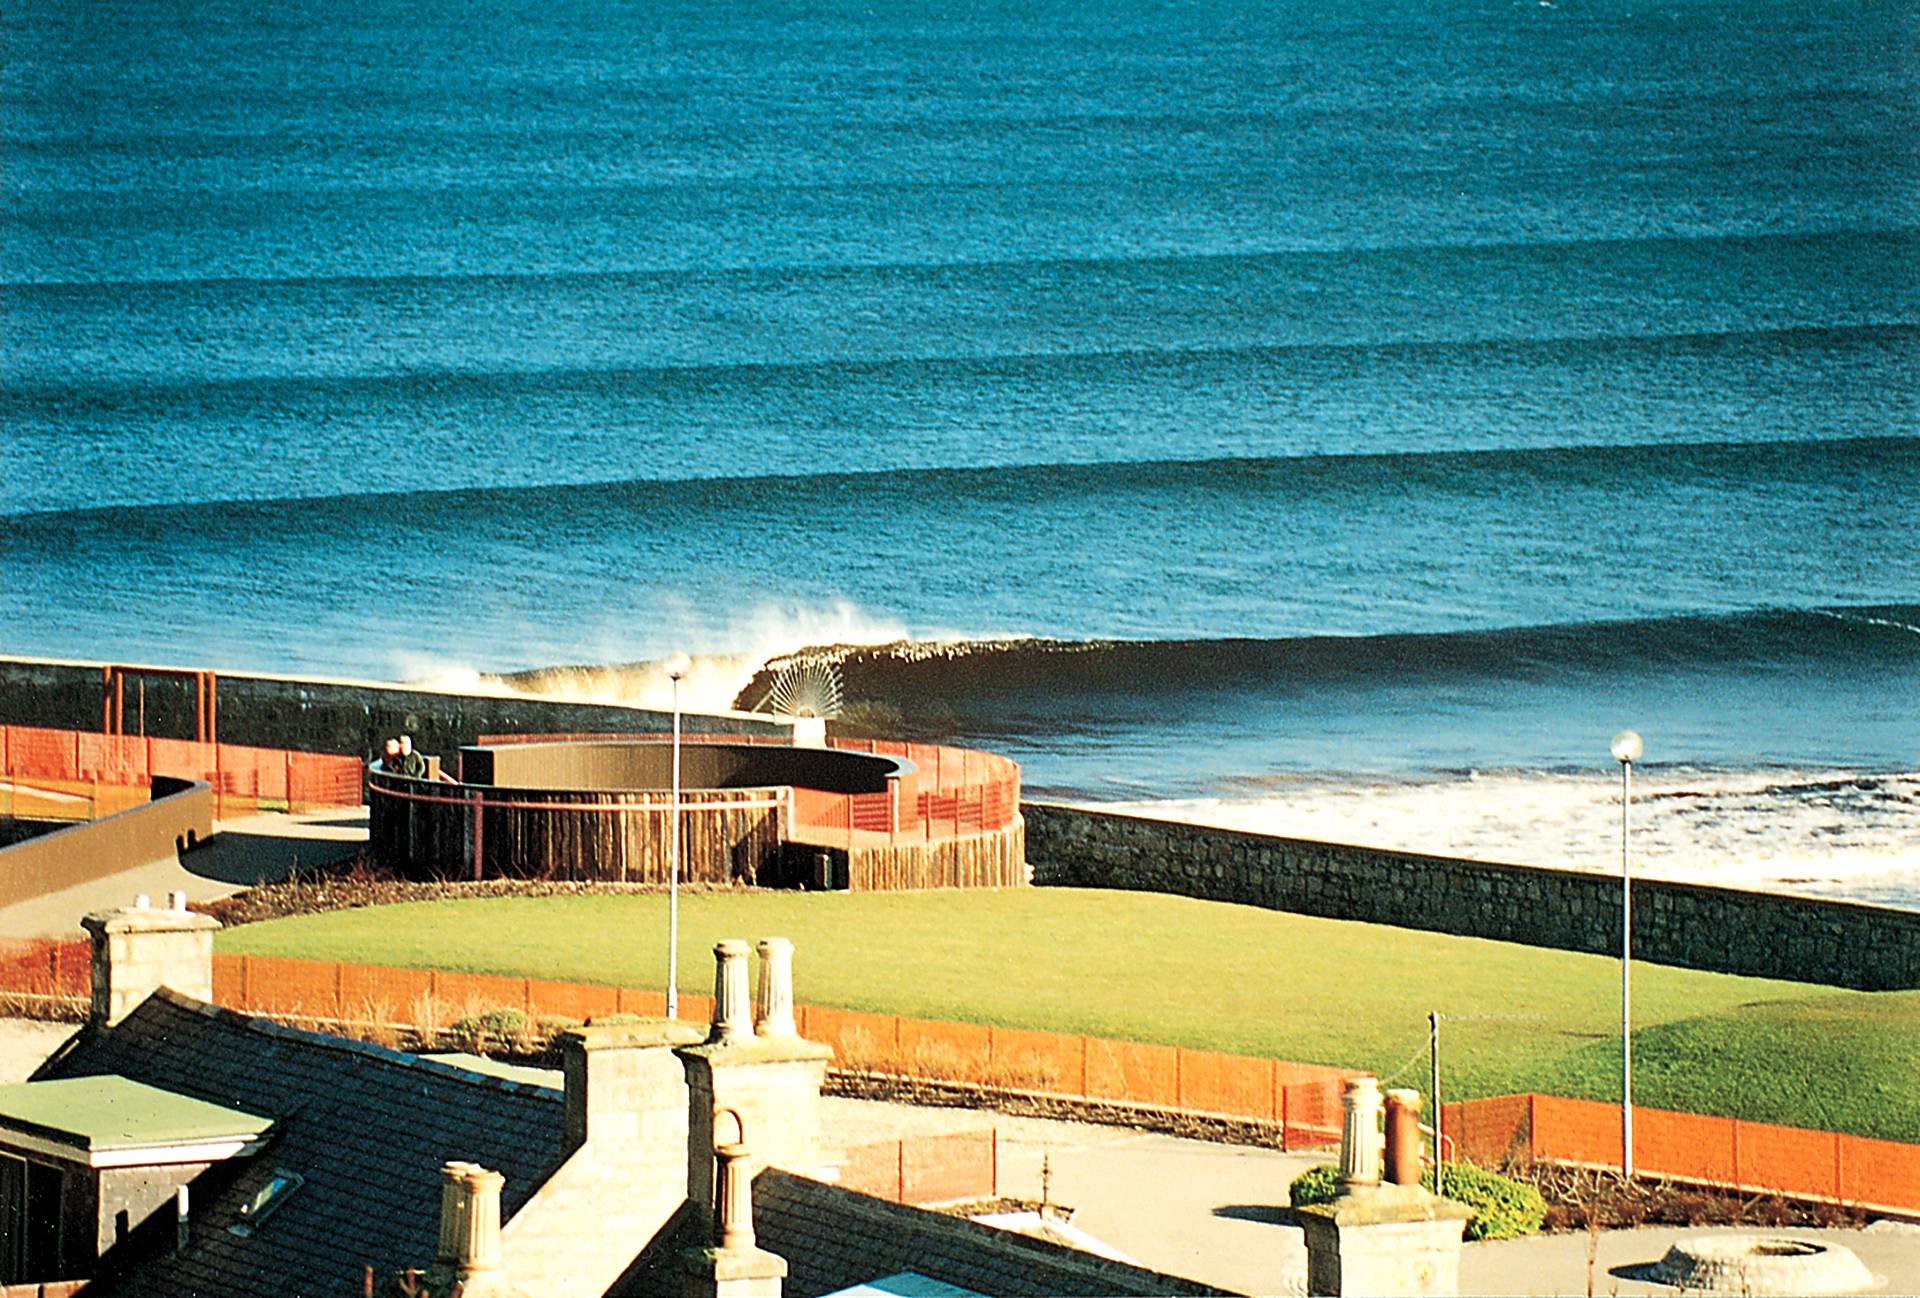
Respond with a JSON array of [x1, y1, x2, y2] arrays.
[[1098, 766, 1920, 909], [7, 433, 1912, 526], [8, 224, 1915, 294], [736, 605, 1920, 714], [7, 320, 1913, 403]]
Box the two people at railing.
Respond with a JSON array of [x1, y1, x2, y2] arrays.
[[379, 735, 430, 779]]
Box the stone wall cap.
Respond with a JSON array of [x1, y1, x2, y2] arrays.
[[1294, 1183, 1475, 1226], [81, 907, 222, 936], [675, 1036, 834, 1066], [681, 1245, 790, 1281], [556, 1016, 705, 1050]]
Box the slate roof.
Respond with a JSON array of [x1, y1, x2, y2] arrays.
[[37, 993, 1227, 1298], [36, 990, 567, 1298], [750, 1170, 1225, 1298]]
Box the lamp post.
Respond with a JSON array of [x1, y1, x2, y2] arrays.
[[1610, 728, 1643, 1178], [666, 652, 691, 1019]]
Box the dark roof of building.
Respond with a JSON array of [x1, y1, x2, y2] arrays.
[[38, 993, 1227, 1298], [606, 1175, 1225, 1298], [36, 990, 567, 1298], [750, 1170, 1224, 1298]]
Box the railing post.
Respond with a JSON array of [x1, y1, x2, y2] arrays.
[[471, 788, 485, 882]]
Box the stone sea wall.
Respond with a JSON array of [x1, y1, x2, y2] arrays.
[[0, 656, 781, 763], [1025, 802, 1920, 991]]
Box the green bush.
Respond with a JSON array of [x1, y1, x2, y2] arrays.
[[448, 1007, 529, 1052], [1287, 1162, 1546, 1241]]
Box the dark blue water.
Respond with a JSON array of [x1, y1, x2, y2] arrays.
[[4, 0, 1918, 896]]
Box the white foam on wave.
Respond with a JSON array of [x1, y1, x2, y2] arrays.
[[399, 598, 918, 714], [1103, 767, 1920, 909]]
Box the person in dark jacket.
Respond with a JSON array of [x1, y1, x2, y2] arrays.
[[397, 734, 429, 778]]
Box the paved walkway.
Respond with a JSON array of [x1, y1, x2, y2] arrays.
[[826, 1095, 1920, 1296], [0, 808, 367, 939]]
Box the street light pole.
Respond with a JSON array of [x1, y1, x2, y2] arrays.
[[1611, 728, 1643, 1179], [666, 652, 691, 1019]]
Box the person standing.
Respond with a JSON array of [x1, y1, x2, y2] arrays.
[[397, 734, 429, 778]]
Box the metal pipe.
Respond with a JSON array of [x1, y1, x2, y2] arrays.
[[1622, 755, 1634, 1178], [668, 664, 685, 1019], [1430, 1010, 1442, 1199]]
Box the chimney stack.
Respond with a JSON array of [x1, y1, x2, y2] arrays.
[[678, 939, 834, 1218], [1300, 1078, 1473, 1295], [81, 894, 221, 1026]]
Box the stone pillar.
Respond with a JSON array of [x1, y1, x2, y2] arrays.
[[81, 894, 222, 1026], [754, 939, 797, 1039], [1338, 1075, 1384, 1193], [1384, 1089, 1423, 1187], [1298, 1185, 1474, 1297], [711, 941, 755, 1043], [682, 1112, 787, 1298], [560, 1018, 704, 1156]]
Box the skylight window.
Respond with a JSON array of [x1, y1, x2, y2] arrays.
[[228, 1169, 305, 1237]]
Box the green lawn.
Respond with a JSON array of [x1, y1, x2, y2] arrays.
[[215, 888, 1920, 1142]]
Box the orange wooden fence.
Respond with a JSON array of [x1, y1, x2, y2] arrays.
[[16, 943, 1913, 1216], [0, 944, 1347, 1146], [1444, 1091, 1920, 1217], [0, 725, 363, 818], [840, 1130, 999, 1206]]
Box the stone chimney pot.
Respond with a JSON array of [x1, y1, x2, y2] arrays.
[[710, 940, 755, 1043], [1338, 1075, 1384, 1194], [754, 939, 797, 1039]]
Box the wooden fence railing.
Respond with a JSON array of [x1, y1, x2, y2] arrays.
[[1, 724, 363, 819]]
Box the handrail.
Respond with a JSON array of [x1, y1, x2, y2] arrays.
[[367, 777, 788, 816]]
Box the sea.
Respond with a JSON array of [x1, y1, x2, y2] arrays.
[[4, 0, 1917, 905]]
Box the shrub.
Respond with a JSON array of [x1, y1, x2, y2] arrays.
[[449, 1007, 530, 1053], [1287, 1162, 1547, 1241]]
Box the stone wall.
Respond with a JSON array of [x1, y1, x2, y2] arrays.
[[0, 656, 782, 763], [0, 777, 213, 910], [1024, 803, 1920, 991]]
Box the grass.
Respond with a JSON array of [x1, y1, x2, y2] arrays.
[[213, 887, 1920, 1142]]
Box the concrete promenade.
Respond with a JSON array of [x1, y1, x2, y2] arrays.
[[825, 1095, 1920, 1296], [0, 807, 366, 939]]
